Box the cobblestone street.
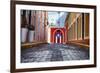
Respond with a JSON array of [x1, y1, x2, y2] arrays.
[[21, 43, 89, 63]]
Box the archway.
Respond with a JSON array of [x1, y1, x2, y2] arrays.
[[53, 29, 64, 44]]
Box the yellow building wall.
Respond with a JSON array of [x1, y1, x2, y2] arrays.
[[65, 12, 90, 47]]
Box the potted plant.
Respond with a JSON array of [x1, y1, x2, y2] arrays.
[[28, 10, 35, 42], [21, 10, 28, 43]]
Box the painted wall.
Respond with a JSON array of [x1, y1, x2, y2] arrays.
[[65, 13, 90, 46]]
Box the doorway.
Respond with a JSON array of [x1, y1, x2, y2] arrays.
[[54, 30, 63, 43]]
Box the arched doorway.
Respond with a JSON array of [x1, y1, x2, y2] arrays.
[[54, 30, 63, 43]]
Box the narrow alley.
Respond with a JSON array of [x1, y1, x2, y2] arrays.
[[21, 10, 90, 63]]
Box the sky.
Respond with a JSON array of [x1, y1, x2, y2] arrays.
[[48, 11, 68, 27]]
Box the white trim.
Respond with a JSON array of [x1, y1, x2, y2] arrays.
[[16, 4, 94, 69]]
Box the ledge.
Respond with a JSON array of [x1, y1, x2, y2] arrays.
[[21, 42, 47, 49], [66, 39, 90, 48], [69, 42, 89, 48]]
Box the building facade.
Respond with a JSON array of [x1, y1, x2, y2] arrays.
[[65, 12, 89, 47], [21, 10, 48, 46]]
